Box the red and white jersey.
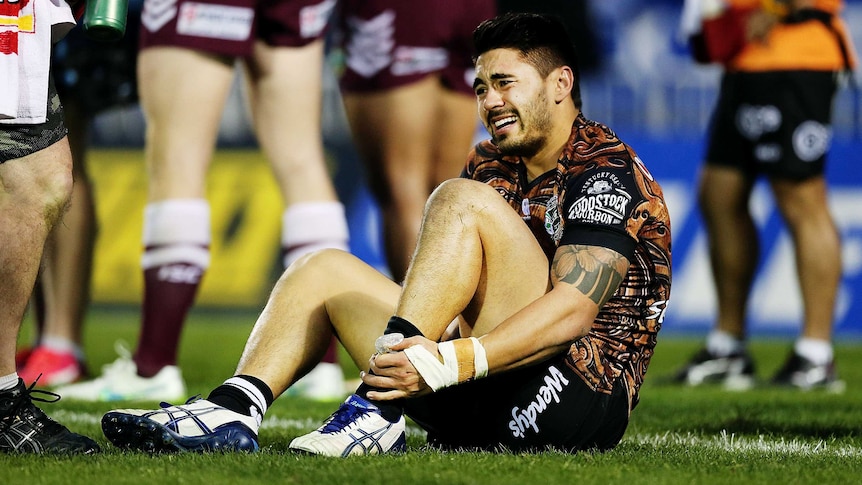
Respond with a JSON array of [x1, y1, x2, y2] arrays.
[[1, 0, 75, 124]]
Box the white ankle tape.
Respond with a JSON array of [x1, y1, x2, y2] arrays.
[[403, 337, 488, 391]]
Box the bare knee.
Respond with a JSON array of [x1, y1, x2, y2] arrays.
[[427, 178, 496, 210], [1, 141, 73, 226], [423, 179, 509, 232], [283, 248, 354, 279]]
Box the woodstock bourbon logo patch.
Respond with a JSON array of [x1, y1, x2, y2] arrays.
[[568, 171, 631, 226]]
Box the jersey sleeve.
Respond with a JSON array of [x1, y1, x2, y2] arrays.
[[557, 164, 645, 261]]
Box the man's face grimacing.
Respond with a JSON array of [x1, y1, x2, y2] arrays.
[[473, 48, 554, 158]]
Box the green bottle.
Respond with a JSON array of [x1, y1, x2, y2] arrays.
[[83, 0, 129, 42]]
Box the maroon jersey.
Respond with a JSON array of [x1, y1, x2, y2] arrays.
[[463, 114, 672, 410], [338, 0, 496, 95]]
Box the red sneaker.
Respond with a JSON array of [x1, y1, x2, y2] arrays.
[[18, 347, 85, 387]]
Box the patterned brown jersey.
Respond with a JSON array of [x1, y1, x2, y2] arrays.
[[463, 114, 672, 411]]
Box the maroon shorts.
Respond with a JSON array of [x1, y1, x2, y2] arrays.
[[139, 0, 337, 57], [337, 0, 496, 95]]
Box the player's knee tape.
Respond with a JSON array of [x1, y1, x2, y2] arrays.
[[403, 337, 488, 391]]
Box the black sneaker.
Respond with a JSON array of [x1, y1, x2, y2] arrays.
[[673, 347, 756, 390], [0, 378, 100, 454], [771, 352, 846, 393]]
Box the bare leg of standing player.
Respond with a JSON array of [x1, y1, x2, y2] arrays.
[[19, 99, 96, 387], [343, 77, 476, 281]]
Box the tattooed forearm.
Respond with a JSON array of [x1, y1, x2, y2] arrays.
[[551, 245, 629, 306]]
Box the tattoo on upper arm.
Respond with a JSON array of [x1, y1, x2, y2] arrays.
[[551, 245, 630, 306]]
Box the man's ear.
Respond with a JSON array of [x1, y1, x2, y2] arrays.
[[554, 66, 574, 103]]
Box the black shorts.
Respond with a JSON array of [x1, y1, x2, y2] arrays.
[[0, 77, 67, 164], [705, 70, 838, 180], [404, 354, 630, 452]]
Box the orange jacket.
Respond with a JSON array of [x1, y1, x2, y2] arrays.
[[700, 0, 857, 71]]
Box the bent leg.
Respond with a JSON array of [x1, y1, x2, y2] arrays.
[[770, 175, 840, 342], [698, 165, 757, 339], [235, 250, 401, 397], [396, 178, 550, 338]]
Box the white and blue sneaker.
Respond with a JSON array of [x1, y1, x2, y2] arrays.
[[289, 394, 406, 456], [101, 397, 260, 453], [55, 343, 186, 402]]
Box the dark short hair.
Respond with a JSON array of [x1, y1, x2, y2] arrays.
[[473, 12, 582, 108]]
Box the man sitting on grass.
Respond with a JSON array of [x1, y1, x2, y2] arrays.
[[100, 11, 672, 455]]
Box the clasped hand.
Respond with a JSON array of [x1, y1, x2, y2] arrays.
[[362, 336, 438, 401]]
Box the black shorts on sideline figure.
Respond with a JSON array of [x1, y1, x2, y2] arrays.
[[0, 77, 67, 163], [706, 70, 838, 180], [404, 353, 630, 452]]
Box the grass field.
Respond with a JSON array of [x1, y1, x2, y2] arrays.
[[3, 306, 862, 484]]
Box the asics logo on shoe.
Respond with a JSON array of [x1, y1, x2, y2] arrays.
[[101, 399, 260, 453], [1, 380, 101, 454], [337, 419, 399, 457], [3, 428, 39, 452], [144, 403, 226, 434], [289, 394, 407, 456]]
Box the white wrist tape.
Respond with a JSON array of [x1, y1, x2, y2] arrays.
[[403, 337, 488, 391]]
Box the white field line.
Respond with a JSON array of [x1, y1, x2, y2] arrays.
[[53, 410, 862, 457], [628, 430, 862, 458]]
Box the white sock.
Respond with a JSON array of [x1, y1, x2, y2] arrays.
[[40, 335, 83, 361], [141, 199, 211, 271], [282, 201, 349, 267], [705, 329, 744, 357], [794, 338, 833, 366], [0, 373, 19, 391]]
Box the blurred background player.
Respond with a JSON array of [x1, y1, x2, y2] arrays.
[[496, 0, 600, 74], [334, 0, 496, 282], [58, 0, 350, 402], [16, 0, 144, 388], [674, 0, 856, 391]]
